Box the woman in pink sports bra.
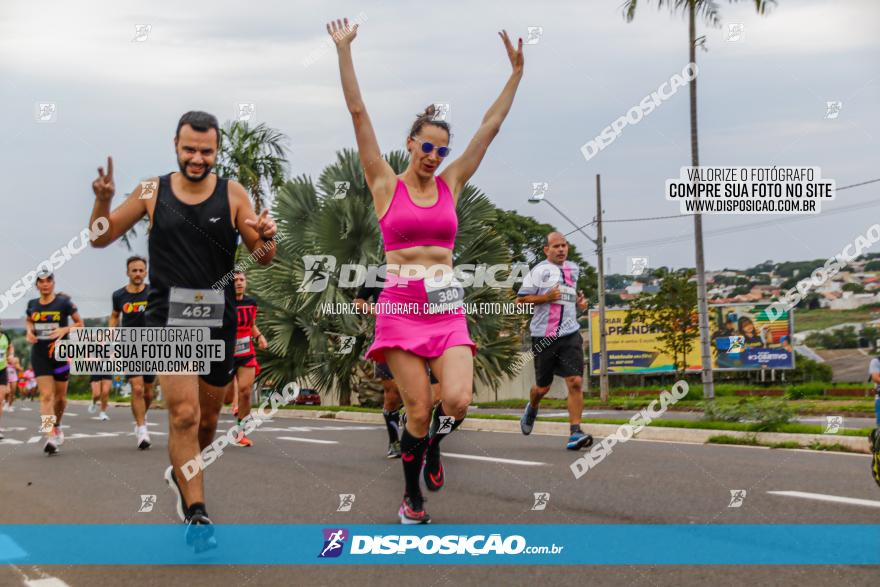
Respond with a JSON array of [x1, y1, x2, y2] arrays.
[[329, 17, 523, 524]]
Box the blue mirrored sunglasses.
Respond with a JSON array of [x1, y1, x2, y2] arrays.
[[413, 137, 450, 158]]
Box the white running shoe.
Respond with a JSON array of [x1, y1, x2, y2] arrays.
[[137, 427, 151, 450], [99, 412, 110, 421], [55, 427, 65, 445], [6, 406, 13, 413], [44, 436, 58, 455], [164, 465, 187, 522], [88, 401, 97, 414]]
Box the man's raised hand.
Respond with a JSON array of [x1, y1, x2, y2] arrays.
[[92, 156, 115, 202], [244, 209, 278, 240]]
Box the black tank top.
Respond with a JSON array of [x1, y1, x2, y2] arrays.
[[148, 173, 238, 291]]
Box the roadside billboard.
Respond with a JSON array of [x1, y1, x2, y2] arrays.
[[589, 304, 794, 374]]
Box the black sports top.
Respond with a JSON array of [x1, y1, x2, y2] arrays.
[[148, 173, 238, 291]]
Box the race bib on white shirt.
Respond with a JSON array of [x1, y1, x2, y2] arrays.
[[553, 284, 576, 306], [234, 336, 251, 356], [34, 322, 60, 341]]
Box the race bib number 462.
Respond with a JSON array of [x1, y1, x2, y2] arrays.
[[167, 288, 224, 327]]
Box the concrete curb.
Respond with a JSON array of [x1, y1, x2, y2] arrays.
[[271, 408, 872, 454]]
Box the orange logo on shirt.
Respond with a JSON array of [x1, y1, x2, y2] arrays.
[[123, 301, 147, 314], [32, 311, 61, 322]]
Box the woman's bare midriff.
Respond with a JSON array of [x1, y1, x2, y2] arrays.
[[385, 246, 454, 280]]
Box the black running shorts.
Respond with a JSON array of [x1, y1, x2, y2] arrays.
[[532, 331, 585, 388], [31, 345, 71, 382], [145, 289, 235, 388]]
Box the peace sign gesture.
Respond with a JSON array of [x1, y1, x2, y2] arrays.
[[244, 209, 277, 240], [92, 156, 115, 202], [498, 30, 524, 75]]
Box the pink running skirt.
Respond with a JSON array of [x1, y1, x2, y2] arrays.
[[365, 273, 477, 363]]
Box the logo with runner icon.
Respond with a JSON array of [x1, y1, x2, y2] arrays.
[[39, 415, 56, 433], [318, 528, 349, 558], [531, 492, 550, 511], [138, 495, 157, 513], [728, 489, 747, 508], [435, 416, 455, 435], [337, 494, 355, 512]]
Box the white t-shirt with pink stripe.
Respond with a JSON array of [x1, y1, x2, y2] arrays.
[[517, 260, 580, 339]]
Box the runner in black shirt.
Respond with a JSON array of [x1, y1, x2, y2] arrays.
[[25, 272, 83, 455], [110, 255, 154, 449], [88, 111, 277, 547]]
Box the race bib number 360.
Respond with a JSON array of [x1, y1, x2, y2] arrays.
[[167, 288, 224, 327]]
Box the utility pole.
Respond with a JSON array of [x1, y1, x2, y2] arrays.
[[689, 2, 714, 400], [596, 175, 609, 402]]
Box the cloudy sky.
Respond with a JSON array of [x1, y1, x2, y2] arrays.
[[1, 0, 878, 317]]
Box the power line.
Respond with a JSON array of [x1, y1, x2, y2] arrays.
[[562, 178, 880, 239], [567, 177, 880, 252], [606, 186, 880, 253], [603, 213, 684, 224]]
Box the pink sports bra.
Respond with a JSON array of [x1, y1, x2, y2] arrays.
[[379, 176, 457, 251]]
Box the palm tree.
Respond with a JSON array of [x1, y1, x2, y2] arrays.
[[216, 121, 289, 214], [623, 0, 774, 399], [247, 149, 525, 405]]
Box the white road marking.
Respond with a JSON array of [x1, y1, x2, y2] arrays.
[[63, 432, 119, 440], [258, 425, 382, 433], [27, 436, 43, 444], [443, 452, 545, 466], [25, 578, 71, 587], [768, 490, 880, 509], [277, 436, 338, 444], [0, 438, 23, 445], [7, 559, 72, 586]]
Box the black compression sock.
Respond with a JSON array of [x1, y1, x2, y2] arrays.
[[400, 428, 428, 499], [383, 409, 400, 443], [187, 502, 207, 517]]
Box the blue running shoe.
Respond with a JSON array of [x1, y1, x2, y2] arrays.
[[566, 431, 593, 451], [185, 506, 218, 553], [520, 404, 538, 435]]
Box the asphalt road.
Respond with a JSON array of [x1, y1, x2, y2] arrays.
[[1, 401, 879, 586]]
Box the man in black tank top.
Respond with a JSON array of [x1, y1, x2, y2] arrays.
[[88, 111, 277, 539]]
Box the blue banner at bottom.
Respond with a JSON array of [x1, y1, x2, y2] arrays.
[[0, 525, 877, 565]]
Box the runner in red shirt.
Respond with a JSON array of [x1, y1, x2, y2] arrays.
[[231, 271, 266, 447]]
